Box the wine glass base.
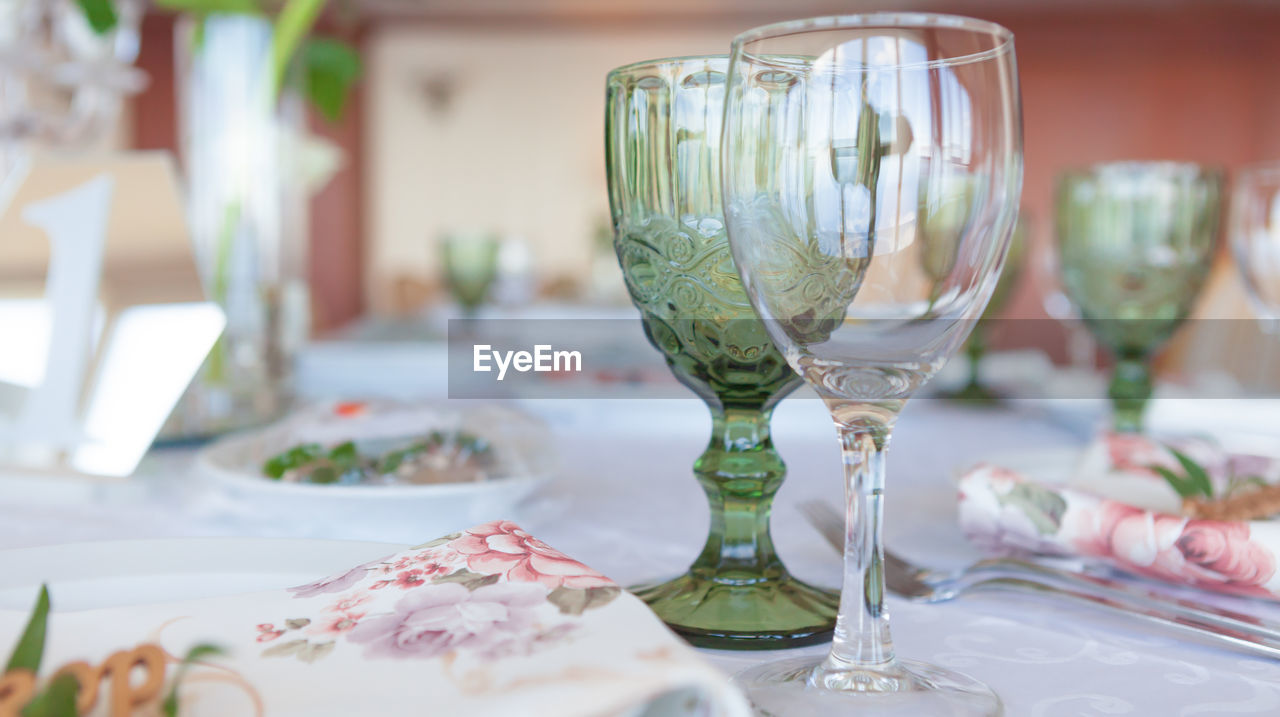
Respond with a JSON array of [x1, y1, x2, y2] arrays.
[[631, 572, 838, 650], [734, 656, 1001, 716]]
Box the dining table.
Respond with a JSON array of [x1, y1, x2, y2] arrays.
[[2, 335, 1279, 717]]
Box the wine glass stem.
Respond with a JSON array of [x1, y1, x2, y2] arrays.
[[1109, 353, 1152, 433], [693, 405, 784, 576], [821, 421, 896, 680]]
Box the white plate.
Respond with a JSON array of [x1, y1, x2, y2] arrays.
[[194, 403, 556, 542], [0, 537, 405, 612]]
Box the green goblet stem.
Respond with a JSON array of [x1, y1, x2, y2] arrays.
[[1108, 352, 1152, 433], [963, 327, 986, 394], [633, 397, 836, 649], [692, 404, 786, 579]]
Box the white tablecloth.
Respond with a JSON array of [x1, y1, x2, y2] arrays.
[[3, 391, 1280, 716]]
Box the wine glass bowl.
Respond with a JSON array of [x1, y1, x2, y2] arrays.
[[441, 233, 501, 317], [605, 55, 838, 648], [1230, 162, 1280, 328], [1056, 162, 1223, 432], [722, 13, 1021, 715]]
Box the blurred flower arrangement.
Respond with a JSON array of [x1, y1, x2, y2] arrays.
[[72, 0, 361, 120], [124, 0, 364, 439]]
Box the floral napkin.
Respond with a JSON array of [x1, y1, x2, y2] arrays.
[[958, 434, 1280, 600], [0, 521, 751, 716]]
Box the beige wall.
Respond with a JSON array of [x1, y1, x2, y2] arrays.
[[363, 23, 751, 312]]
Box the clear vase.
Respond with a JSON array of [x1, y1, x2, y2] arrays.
[[164, 14, 310, 440]]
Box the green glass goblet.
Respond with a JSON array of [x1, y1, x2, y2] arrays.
[[1056, 162, 1223, 432], [604, 55, 838, 649], [442, 232, 500, 318]]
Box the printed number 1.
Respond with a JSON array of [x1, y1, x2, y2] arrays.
[[16, 174, 115, 447]]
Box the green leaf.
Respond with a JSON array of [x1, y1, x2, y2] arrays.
[[181, 643, 224, 664], [1151, 465, 1199, 500], [295, 640, 334, 663], [154, 0, 261, 12], [5, 585, 50, 674], [377, 440, 426, 475], [307, 466, 339, 484], [546, 586, 621, 616], [263, 443, 324, 479], [328, 441, 359, 468], [21, 672, 79, 717], [996, 483, 1067, 535], [163, 643, 224, 717], [432, 569, 499, 590], [303, 37, 361, 122], [1169, 448, 1214, 499], [260, 639, 306, 658], [270, 0, 327, 99], [74, 0, 118, 34], [191, 15, 207, 50]]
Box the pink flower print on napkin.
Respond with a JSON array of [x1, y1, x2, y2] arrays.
[[256, 624, 285, 642], [312, 612, 365, 636], [1177, 521, 1277, 588], [960, 463, 1280, 599], [347, 582, 547, 659], [452, 520, 613, 590], [394, 570, 426, 589], [289, 559, 383, 598]]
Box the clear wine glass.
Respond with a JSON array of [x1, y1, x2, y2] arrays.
[[1230, 162, 1280, 391], [721, 14, 1022, 715]]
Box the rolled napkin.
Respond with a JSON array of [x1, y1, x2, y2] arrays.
[[958, 433, 1280, 600], [0, 521, 750, 716]]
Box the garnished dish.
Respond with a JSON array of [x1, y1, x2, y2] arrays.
[[195, 401, 554, 541], [245, 400, 535, 487], [262, 429, 496, 486]]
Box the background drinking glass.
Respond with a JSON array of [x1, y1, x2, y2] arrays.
[[722, 13, 1021, 714], [946, 214, 1027, 402], [1038, 233, 1098, 373], [604, 55, 838, 649], [441, 233, 500, 318], [1230, 162, 1280, 389], [1056, 162, 1222, 433]]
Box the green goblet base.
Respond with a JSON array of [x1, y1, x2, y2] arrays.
[[940, 381, 1003, 404], [632, 570, 838, 650]]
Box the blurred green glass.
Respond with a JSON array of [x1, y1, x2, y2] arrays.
[[1055, 162, 1222, 432], [442, 233, 500, 316], [948, 216, 1028, 402], [604, 55, 837, 649]]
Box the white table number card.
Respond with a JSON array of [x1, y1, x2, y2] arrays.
[[0, 152, 225, 478]]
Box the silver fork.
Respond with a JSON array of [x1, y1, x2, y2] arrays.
[[800, 499, 1280, 660]]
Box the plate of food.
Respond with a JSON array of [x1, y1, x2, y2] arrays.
[[195, 401, 556, 542]]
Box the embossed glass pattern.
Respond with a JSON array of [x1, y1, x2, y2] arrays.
[[605, 55, 838, 649], [1057, 162, 1222, 432]]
